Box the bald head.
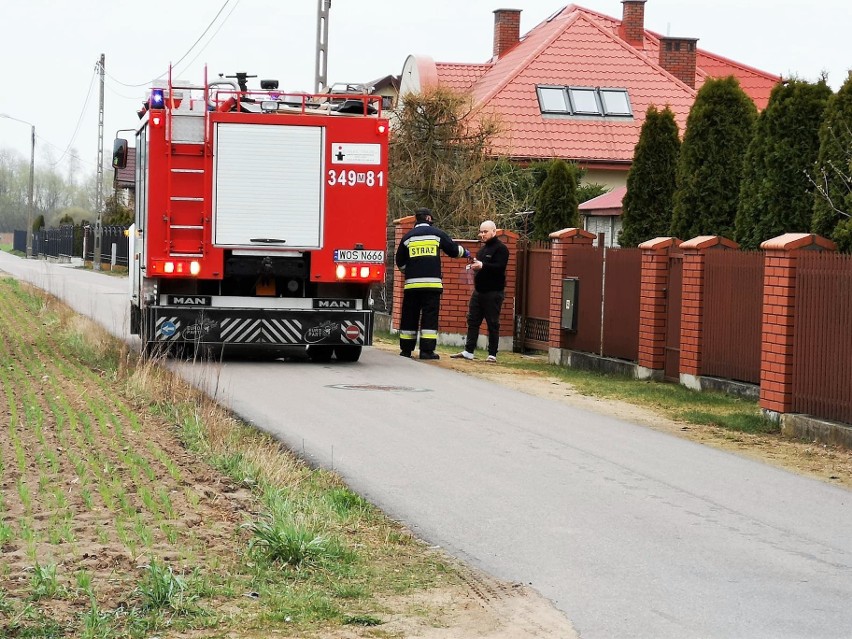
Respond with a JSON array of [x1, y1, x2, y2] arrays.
[[478, 220, 497, 242]]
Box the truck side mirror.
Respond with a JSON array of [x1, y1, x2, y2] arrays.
[[112, 138, 128, 169]]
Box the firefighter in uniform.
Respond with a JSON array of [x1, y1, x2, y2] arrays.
[[395, 208, 470, 359]]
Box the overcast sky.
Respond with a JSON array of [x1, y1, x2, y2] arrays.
[[1, 0, 849, 176]]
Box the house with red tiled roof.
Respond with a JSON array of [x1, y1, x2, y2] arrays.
[[399, 1, 780, 191], [113, 147, 136, 209], [579, 185, 626, 245]]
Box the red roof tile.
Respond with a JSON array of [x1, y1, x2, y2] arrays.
[[579, 185, 626, 214], [435, 63, 491, 92], [410, 3, 781, 166]]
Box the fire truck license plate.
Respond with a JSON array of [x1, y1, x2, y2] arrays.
[[334, 249, 385, 263]]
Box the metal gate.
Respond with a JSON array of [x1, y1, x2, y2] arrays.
[[515, 240, 552, 351]]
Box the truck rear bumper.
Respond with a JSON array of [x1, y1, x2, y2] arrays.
[[144, 306, 373, 347]]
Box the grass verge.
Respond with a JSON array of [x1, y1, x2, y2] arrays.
[[0, 278, 458, 638]]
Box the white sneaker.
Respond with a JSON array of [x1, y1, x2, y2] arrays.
[[451, 351, 474, 360], [486, 355, 497, 363]]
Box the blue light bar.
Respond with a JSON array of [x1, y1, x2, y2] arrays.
[[150, 89, 164, 109]]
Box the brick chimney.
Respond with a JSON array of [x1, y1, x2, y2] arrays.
[[619, 0, 646, 49], [493, 9, 521, 59], [659, 36, 699, 88]]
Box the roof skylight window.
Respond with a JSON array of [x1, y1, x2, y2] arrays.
[[538, 86, 569, 112], [536, 85, 633, 118], [600, 89, 632, 116], [568, 88, 599, 115]]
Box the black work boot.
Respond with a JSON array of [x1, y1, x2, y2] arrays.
[[400, 351, 412, 358], [419, 351, 440, 360]]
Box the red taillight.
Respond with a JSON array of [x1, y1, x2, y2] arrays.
[[154, 260, 202, 276], [335, 264, 384, 281]]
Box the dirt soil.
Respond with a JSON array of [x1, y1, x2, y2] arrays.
[[0, 273, 580, 638]]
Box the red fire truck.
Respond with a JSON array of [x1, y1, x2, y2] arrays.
[[113, 69, 389, 362]]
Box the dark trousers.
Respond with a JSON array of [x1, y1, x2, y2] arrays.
[[399, 288, 441, 354], [464, 289, 504, 356]]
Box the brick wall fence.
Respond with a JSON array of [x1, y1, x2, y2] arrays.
[[386, 222, 850, 439], [391, 215, 518, 353], [542, 229, 848, 439]]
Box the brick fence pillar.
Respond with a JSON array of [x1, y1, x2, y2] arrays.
[[759, 233, 836, 417], [637, 237, 682, 377], [548, 228, 596, 357], [679, 235, 739, 389]]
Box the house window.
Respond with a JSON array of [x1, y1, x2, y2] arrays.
[[568, 88, 599, 115], [600, 89, 632, 116], [537, 86, 569, 113], [536, 85, 633, 118]]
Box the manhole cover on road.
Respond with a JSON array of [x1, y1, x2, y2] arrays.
[[326, 384, 431, 392]]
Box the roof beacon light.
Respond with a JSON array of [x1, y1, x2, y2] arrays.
[[150, 89, 165, 109]]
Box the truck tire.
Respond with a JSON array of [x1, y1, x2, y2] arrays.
[[307, 345, 334, 363], [334, 345, 362, 362], [139, 309, 157, 359], [130, 303, 141, 335]]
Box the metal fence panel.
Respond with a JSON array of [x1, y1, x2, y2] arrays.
[[602, 247, 641, 361], [702, 250, 763, 384], [82, 226, 130, 267], [792, 252, 852, 424], [520, 240, 553, 350], [563, 245, 603, 354]]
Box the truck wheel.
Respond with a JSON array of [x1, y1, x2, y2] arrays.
[[334, 345, 362, 362], [139, 310, 157, 359], [307, 345, 334, 363], [130, 304, 141, 335]]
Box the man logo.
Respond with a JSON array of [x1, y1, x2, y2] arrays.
[[168, 295, 211, 306], [314, 299, 355, 309]]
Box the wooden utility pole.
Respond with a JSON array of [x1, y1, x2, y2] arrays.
[[93, 53, 105, 270]]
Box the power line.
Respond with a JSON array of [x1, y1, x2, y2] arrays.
[[171, 0, 233, 70], [174, 0, 243, 76], [103, 0, 235, 89], [47, 68, 98, 168]]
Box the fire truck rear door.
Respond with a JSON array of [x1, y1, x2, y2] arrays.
[[212, 123, 324, 250]]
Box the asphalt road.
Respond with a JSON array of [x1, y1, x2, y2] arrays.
[[3, 253, 851, 639]]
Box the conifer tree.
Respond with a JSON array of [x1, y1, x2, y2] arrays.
[[735, 79, 831, 249], [670, 76, 757, 240], [531, 159, 578, 240], [811, 74, 852, 251], [619, 106, 680, 247]]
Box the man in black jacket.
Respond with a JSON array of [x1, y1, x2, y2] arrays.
[[395, 208, 470, 359], [451, 220, 509, 363]]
